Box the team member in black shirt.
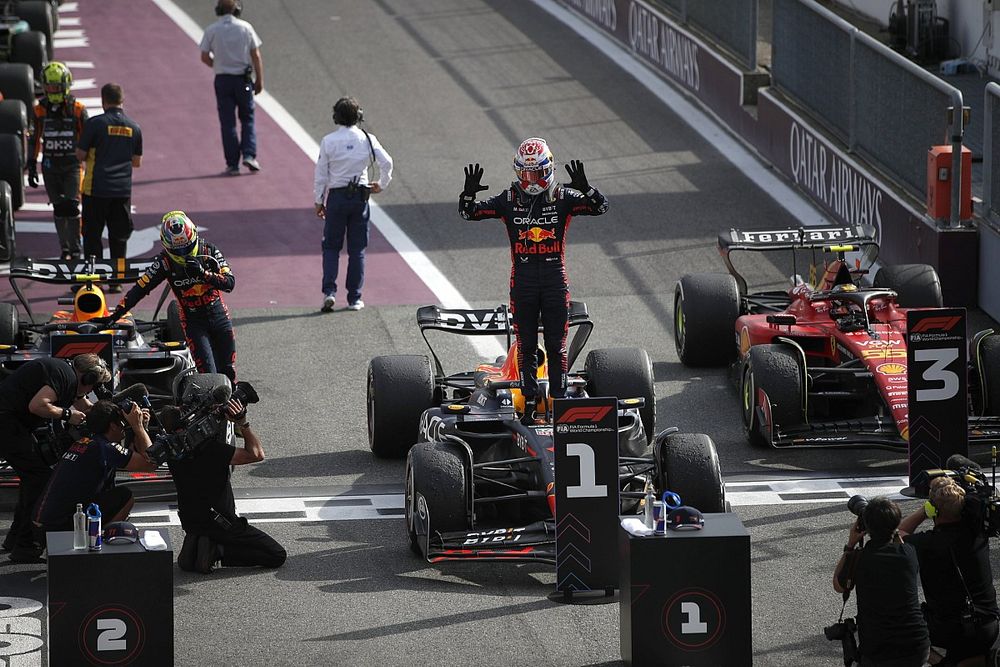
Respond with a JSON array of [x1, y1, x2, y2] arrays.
[[833, 496, 929, 666], [0, 354, 111, 561], [165, 397, 285, 574], [901, 477, 1000, 665], [33, 400, 158, 533]]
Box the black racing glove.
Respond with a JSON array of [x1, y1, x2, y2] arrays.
[[27, 163, 38, 189], [462, 163, 489, 198], [186, 256, 206, 278], [565, 160, 590, 193]]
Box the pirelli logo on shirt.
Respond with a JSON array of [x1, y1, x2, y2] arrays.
[[107, 125, 133, 137]]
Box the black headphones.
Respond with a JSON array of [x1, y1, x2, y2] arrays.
[[332, 97, 363, 126], [215, 1, 242, 17], [77, 355, 109, 386]]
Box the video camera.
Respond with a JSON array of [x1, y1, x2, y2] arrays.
[[146, 378, 259, 464], [909, 453, 1000, 538]]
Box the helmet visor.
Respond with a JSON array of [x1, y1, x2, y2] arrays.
[[166, 239, 198, 264]]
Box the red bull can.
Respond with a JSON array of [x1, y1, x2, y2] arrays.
[[652, 501, 666, 535]]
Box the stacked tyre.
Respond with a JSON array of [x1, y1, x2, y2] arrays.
[[0, 62, 34, 259]]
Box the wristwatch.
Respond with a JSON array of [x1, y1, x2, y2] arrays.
[[61, 407, 72, 422]]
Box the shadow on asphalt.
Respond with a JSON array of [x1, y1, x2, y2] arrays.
[[246, 451, 379, 479]]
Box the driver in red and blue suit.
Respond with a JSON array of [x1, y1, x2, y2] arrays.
[[100, 211, 237, 381], [459, 138, 608, 421]]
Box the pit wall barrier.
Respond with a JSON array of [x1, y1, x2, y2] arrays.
[[555, 0, 978, 308]]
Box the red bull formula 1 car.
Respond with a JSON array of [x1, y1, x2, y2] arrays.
[[0, 256, 195, 487], [673, 224, 1000, 449], [367, 301, 726, 563]]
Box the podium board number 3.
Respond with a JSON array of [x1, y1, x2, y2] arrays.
[[680, 602, 708, 634], [914, 349, 959, 402], [566, 443, 607, 498], [97, 618, 127, 651]]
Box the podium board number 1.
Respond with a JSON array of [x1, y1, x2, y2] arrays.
[[681, 602, 708, 634], [566, 443, 608, 498]]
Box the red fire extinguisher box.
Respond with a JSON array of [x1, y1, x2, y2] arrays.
[[927, 145, 972, 221]]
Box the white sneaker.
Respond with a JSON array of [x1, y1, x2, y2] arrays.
[[321, 295, 336, 312], [346, 300, 365, 311]]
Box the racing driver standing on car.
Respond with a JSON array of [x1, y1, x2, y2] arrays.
[[98, 211, 237, 382], [460, 138, 607, 423]]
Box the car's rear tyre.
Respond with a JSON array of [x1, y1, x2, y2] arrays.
[[14, 2, 55, 60], [977, 334, 1000, 416], [0, 135, 24, 211], [367, 355, 435, 458], [165, 301, 185, 343], [740, 344, 804, 448], [656, 432, 725, 513], [406, 440, 468, 555], [674, 273, 741, 366], [11, 31, 47, 83], [0, 302, 19, 346], [873, 264, 943, 308], [585, 347, 655, 447], [0, 63, 35, 116], [0, 100, 28, 162], [172, 370, 230, 405], [0, 180, 15, 261]]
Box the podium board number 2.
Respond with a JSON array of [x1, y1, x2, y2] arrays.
[[566, 443, 608, 498], [97, 618, 127, 651]]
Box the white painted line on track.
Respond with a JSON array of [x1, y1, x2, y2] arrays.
[[52, 37, 89, 49], [58, 17, 81, 27], [530, 0, 832, 228], [148, 0, 505, 360], [61, 60, 94, 69], [71, 78, 96, 92], [53, 29, 85, 39], [58, 2, 79, 13]]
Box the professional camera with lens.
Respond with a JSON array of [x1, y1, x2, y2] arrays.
[[910, 454, 1000, 538], [824, 617, 859, 666], [847, 494, 869, 531], [146, 379, 259, 464]]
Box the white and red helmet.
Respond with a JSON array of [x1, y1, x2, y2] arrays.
[[513, 137, 555, 197]]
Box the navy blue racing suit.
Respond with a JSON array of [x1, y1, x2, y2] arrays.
[[460, 183, 608, 401], [114, 241, 237, 381]]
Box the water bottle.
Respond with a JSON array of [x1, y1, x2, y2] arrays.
[[86, 503, 102, 551], [73, 504, 87, 550], [644, 487, 656, 529]]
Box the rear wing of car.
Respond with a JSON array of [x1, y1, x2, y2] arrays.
[[8, 256, 156, 324], [717, 225, 879, 294], [416, 302, 593, 375]]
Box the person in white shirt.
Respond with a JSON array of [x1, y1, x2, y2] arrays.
[[199, 0, 263, 175], [313, 97, 393, 312]]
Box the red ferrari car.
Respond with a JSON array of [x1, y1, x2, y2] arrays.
[[673, 225, 1000, 449]]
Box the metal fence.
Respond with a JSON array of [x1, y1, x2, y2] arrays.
[[772, 0, 964, 222], [652, 0, 757, 71], [985, 82, 1000, 219]]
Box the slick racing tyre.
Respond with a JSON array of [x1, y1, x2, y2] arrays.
[[165, 301, 185, 343], [656, 432, 725, 513], [873, 264, 943, 308], [0, 99, 28, 163], [674, 273, 741, 366], [0, 181, 15, 261], [172, 370, 230, 405], [367, 355, 435, 458], [14, 2, 55, 60], [11, 31, 47, 84], [740, 344, 804, 448], [585, 347, 655, 448], [0, 63, 35, 116], [405, 440, 468, 555], [0, 134, 25, 210], [0, 302, 19, 346], [976, 334, 1000, 417]]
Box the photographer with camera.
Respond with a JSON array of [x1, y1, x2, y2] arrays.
[[0, 354, 111, 562], [831, 496, 929, 667], [33, 400, 158, 534], [900, 475, 1000, 666], [164, 396, 285, 574]]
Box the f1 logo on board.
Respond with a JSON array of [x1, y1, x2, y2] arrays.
[[54, 341, 109, 358], [911, 316, 962, 333], [557, 406, 612, 423]]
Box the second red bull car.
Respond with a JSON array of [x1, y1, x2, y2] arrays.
[[673, 225, 1000, 449]]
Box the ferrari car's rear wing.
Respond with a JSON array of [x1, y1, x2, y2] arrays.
[[718, 225, 879, 294], [416, 302, 594, 373]]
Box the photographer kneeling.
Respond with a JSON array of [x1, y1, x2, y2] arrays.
[[900, 476, 1000, 666], [33, 400, 158, 532], [832, 496, 930, 667], [164, 398, 286, 574]]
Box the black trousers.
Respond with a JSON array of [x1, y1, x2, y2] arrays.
[[193, 515, 286, 568], [0, 418, 51, 550], [510, 279, 569, 401], [82, 194, 133, 260]]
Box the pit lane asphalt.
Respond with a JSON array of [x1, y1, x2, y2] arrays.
[[2, 1, 998, 665]]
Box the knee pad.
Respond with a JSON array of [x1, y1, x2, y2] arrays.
[[53, 199, 80, 218]]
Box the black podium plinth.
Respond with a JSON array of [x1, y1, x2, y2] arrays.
[[47, 530, 173, 666], [619, 513, 752, 666]]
